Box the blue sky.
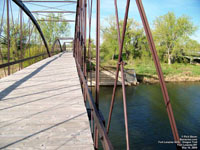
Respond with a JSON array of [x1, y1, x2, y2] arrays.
[[92, 0, 200, 42], [1, 0, 200, 43]]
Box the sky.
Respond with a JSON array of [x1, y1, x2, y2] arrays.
[[92, 0, 200, 42], [1, 0, 200, 43]]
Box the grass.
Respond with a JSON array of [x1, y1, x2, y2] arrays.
[[101, 59, 200, 77]]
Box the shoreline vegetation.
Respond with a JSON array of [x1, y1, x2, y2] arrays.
[[100, 60, 200, 84], [95, 12, 200, 85], [137, 74, 200, 84], [1, 12, 200, 85], [0, 13, 70, 79], [127, 61, 200, 84]]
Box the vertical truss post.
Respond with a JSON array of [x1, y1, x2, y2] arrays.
[[74, 0, 79, 59], [94, 0, 100, 149], [78, 22, 80, 65], [76, 20, 79, 61], [83, 0, 87, 102], [28, 19, 31, 60], [75, 0, 79, 62], [135, 0, 181, 148], [7, 0, 10, 75], [34, 28, 37, 63], [78, 0, 82, 67], [80, 0, 84, 89], [20, 8, 23, 69], [73, 1, 78, 58], [80, 0, 83, 69], [0, 0, 6, 76], [87, 0, 94, 137], [95, 0, 100, 113], [88, 0, 93, 89]]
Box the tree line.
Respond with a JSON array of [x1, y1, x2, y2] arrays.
[[100, 12, 199, 65], [1, 11, 199, 66], [0, 13, 70, 64]]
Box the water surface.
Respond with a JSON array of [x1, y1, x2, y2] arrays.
[[92, 82, 200, 149]]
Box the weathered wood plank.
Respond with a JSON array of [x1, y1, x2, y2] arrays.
[[0, 52, 94, 150]]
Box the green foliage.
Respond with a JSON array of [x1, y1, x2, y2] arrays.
[[101, 16, 118, 61], [1, 19, 30, 61], [101, 12, 199, 67], [38, 13, 70, 46], [101, 16, 150, 62], [126, 59, 200, 77], [153, 12, 198, 64], [0, 13, 71, 77]]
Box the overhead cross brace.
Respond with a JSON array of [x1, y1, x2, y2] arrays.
[[21, 0, 77, 3], [32, 11, 76, 14], [37, 19, 75, 22]]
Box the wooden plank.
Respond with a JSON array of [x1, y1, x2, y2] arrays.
[[0, 52, 94, 150]]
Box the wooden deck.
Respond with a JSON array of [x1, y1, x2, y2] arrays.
[[0, 52, 94, 150]]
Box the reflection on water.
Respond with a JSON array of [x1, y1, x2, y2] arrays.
[[92, 82, 200, 150]]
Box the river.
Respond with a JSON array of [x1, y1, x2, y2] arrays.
[[91, 82, 200, 149]]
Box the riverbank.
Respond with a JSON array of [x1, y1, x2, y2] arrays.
[[87, 66, 138, 86], [87, 62, 200, 85], [132, 62, 200, 83], [101, 60, 200, 84], [137, 74, 200, 83]]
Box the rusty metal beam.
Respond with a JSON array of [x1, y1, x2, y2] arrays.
[[31, 11, 76, 13], [94, 0, 100, 149], [73, 0, 79, 57], [107, 0, 130, 149], [0, 53, 47, 69], [37, 19, 75, 22], [7, 0, 10, 75], [59, 37, 74, 40], [87, 0, 93, 89], [135, 0, 180, 147], [83, 0, 87, 102], [79, 0, 83, 69], [51, 38, 63, 53], [12, 0, 51, 57], [107, 0, 121, 134], [95, 0, 100, 114], [76, 60, 113, 150], [121, 62, 130, 150], [21, 0, 77, 3], [20, 8, 23, 69], [63, 41, 72, 44]]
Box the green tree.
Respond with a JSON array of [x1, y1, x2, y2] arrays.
[[101, 16, 118, 61], [101, 16, 149, 62], [184, 39, 200, 56], [2, 19, 29, 61], [153, 12, 197, 64]]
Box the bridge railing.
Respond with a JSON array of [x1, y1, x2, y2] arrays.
[[73, 0, 182, 149], [0, 0, 64, 78], [0, 0, 183, 149], [76, 60, 113, 150]]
